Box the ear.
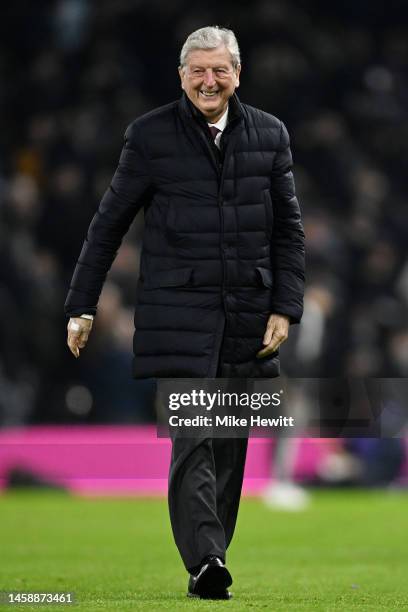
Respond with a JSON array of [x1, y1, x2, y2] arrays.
[[235, 64, 241, 88], [178, 66, 185, 90]]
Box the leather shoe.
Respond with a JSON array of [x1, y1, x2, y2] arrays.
[[187, 556, 233, 599]]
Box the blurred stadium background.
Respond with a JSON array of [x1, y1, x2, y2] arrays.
[[1, 0, 408, 425], [0, 1, 407, 495]]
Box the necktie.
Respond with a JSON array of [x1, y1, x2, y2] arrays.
[[208, 125, 221, 143]]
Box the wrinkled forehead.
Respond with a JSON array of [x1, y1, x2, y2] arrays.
[[183, 45, 235, 68]]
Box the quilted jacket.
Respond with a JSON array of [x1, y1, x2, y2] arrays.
[[65, 93, 305, 378]]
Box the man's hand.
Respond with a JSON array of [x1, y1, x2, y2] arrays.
[[67, 317, 93, 358], [256, 313, 290, 359]]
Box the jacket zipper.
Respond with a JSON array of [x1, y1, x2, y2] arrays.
[[217, 120, 240, 314], [190, 120, 240, 314]]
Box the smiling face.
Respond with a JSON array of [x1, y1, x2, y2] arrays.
[[179, 45, 241, 123]]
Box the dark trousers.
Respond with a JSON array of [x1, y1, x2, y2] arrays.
[[168, 341, 249, 572], [168, 434, 248, 571]]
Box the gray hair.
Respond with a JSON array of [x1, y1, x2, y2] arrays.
[[179, 26, 241, 68]]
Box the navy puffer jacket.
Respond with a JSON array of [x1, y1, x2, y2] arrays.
[[65, 93, 305, 378]]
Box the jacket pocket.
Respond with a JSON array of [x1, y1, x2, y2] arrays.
[[144, 268, 193, 290], [255, 266, 273, 288]]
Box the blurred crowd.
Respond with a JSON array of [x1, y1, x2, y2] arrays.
[[0, 0, 407, 425]]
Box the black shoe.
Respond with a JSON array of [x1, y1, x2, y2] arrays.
[[187, 556, 233, 599]]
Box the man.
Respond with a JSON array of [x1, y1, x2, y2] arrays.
[[65, 26, 305, 599]]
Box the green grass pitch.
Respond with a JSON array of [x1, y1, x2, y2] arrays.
[[1, 490, 408, 611]]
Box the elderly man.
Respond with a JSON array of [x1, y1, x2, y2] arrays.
[[65, 26, 305, 599]]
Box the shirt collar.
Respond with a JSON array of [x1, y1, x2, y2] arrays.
[[208, 107, 229, 132]]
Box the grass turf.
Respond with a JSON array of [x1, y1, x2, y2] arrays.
[[1, 490, 408, 611]]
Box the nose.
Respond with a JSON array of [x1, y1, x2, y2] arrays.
[[203, 69, 216, 87]]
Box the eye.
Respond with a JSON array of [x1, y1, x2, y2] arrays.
[[215, 68, 230, 78]]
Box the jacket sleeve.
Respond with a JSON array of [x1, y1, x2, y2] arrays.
[[270, 121, 305, 324], [64, 122, 152, 317]]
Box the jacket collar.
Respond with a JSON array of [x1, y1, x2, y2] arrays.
[[179, 92, 244, 128]]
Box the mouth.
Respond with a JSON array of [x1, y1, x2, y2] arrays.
[[199, 90, 219, 99]]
